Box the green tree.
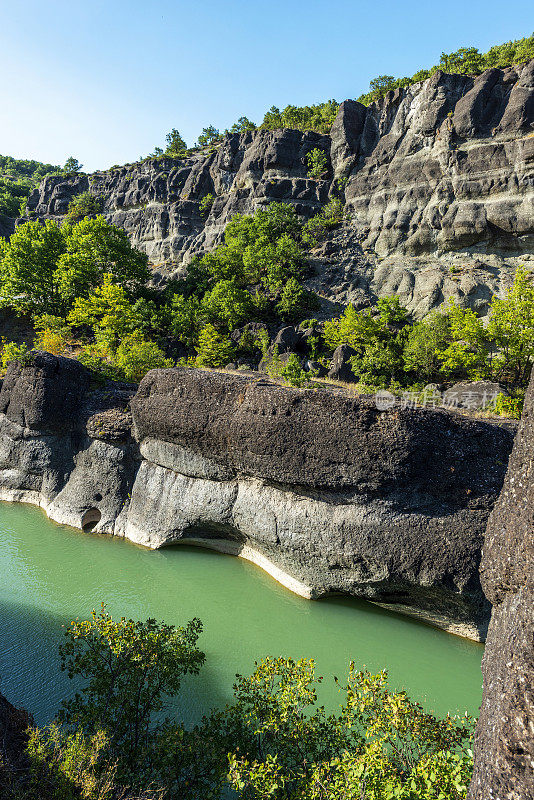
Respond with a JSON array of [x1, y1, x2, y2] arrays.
[[487, 267, 534, 386], [197, 125, 221, 147], [222, 658, 473, 800], [0, 219, 67, 315], [437, 301, 490, 378], [0, 217, 150, 317], [67, 273, 147, 346], [169, 293, 204, 347], [114, 331, 172, 382], [306, 148, 328, 179], [275, 277, 310, 322], [58, 604, 204, 777], [202, 277, 252, 331], [229, 116, 257, 133], [165, 129, 187, 157], [195, 324, 235, 367], [63, 157, 83, 173], [66, 191, 102, 221], [403, 312, 451, 381], [56, 215, 150, 304], [439, 47, 484, 74]]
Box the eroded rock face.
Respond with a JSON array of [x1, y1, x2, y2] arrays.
[[13, 62, 533, 318], [468, 371, 534, 799], [0, 355, 517, 639]]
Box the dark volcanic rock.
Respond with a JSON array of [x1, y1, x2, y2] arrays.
[[132, 368, 512, 494], [327, 344, 357, 382], [442, 380, 507, 410], [0, 356, 517, 638], [0, 692, 32, 771], [468, 371, 534, 799], [272, 326, 307, 354], [0, 351, 89, 432], [0, 212, 15, 240]]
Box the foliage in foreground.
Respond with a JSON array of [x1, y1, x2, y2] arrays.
[[0, 607, 474, 800]]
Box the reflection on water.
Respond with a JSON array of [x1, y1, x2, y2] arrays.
[[0, 502, 483, 725]]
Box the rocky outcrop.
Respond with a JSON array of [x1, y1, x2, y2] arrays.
[[0, 691, 32, 772], [12, 62, 533, 317], [468, 371, 534, 798], [0, 353, 517, 639]]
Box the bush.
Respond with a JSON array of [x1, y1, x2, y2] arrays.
[[0, 339, 30, 376], [275, 277, 311, 322], [280, 353, 311, 387], [222, 658, 474, 800], [306, 148, 328, 179], [114, 331, 172, 382], [202, 277, 252, 331], [195, 324, 235, 367], [302, 197, 344, 246], [66, 191, 102, 221], [493, 392, 524, 418], [34, 328, 68, 356], [199, 193, 214, 217], [57, 604, 204, 782]]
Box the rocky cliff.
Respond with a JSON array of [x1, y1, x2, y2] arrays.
[[468, 369, 534, 798], [20, 61, 534, 318], [0, 352, 516, 639]]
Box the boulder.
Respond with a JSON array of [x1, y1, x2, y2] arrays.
[[327, 344, 357, 382], [0, 351, 89, 432], [442, 381, 507, 411], [304, 359, 328, 377], [272, 326, 307, 354]]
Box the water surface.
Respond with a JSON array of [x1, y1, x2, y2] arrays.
[[0, 502, 484, 725]]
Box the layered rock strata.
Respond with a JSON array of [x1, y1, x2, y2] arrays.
[[15, 61, 534, 317], [0, 353, 517, 640]]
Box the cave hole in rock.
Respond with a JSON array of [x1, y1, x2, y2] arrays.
[[81, 508, 102, 532], [93, 492, 103, 502]]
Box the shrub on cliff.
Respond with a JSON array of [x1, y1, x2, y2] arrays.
[[114, 332, 172, 382], [306, 148, 328, 179], [65, 191, 102, 222], [302, 196, 344, 246]]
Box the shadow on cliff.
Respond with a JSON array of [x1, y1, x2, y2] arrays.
[[0, 598, 229, 729]]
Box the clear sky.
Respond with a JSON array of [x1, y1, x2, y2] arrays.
[[1, 0, 532, 172]]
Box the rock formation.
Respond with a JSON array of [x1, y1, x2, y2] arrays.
[[468, 369, 534, 798], [0, 691, 32, 773], [14, 61, 533, 318], [0, 353, 516, 640]]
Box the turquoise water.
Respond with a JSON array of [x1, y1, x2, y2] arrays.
[[0, 502, 484, 725]]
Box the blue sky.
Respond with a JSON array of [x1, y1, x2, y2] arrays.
[[1, 0, 531, 172]]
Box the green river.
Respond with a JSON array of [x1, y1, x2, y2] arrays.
[[0, 502, 484, 725]]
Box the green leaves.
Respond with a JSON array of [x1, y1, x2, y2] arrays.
[[195, 323, 235, 367], [223, 659, 474, 800], [306, 149, 328, 179], [58, 604, 204, 778], [0, 216, 149, 317]]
